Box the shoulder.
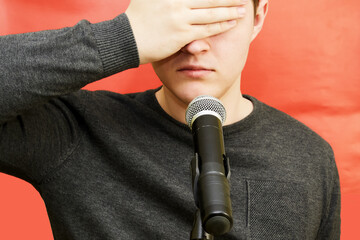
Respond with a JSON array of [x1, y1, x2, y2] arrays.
[[247, 95, 334, 161]]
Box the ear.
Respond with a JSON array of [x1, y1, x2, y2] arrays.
[[251, 0, 269, 42]]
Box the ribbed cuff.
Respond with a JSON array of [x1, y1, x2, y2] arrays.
[[91, 13, 140, 77]]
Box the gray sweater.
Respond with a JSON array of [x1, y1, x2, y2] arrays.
[[0, 14, 340, 239]]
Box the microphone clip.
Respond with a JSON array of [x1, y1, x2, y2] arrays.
[[190, 153, 231, 240], [190, 153, 231, 207]]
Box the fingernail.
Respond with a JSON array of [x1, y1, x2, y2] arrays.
[[238, 7, 246, 16]]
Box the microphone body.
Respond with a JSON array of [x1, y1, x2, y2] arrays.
[[186, 96, 233, 237]]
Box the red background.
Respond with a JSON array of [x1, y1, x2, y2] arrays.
[[1, 0, 359, 238]]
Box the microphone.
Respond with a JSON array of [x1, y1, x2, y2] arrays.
[[186, 96, 233, 237]]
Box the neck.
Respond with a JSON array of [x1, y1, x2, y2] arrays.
[[155, 84, 253, 126]]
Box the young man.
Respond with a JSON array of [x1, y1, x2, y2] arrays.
[[0, 0, 340, 239]]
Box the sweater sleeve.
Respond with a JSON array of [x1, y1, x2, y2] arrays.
[[0, 14, 139, 185], [0, 13, 139, 124]]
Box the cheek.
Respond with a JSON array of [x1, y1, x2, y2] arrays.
[[152, 61, 172, 84], [211, 32, 252, 78], [152, 51, 181, 82]]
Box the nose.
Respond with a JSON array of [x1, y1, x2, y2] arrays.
[[180, 39, 210, 55]]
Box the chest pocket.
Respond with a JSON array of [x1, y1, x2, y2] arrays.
[[246, 179, 313, 240]]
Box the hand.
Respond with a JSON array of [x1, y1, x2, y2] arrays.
[[126, 0, 248, 64]]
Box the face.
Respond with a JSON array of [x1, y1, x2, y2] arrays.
[[152, 2, 257, 106]]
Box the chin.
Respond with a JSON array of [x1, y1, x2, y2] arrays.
[[172, 86, 222, 105]]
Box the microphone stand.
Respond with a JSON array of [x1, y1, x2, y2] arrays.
[[190, 209, 214, 240], [189, 153, 231, 240]]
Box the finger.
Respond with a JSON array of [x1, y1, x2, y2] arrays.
[[188, 0, 249, 9], [192, 20, 238, 39], [190, 7, 246, 24]]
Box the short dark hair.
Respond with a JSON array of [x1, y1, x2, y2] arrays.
[[253, 0, 259, 14]]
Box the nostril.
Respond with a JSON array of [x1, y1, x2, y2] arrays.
[[180, 40, 210, 54]]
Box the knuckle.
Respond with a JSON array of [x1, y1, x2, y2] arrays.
[[221, 21, 229, 30], [218, 22, 227, 32]]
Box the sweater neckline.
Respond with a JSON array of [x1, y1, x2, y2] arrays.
[[141, 88, 263, 136]]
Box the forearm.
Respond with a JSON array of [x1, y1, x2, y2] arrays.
[[0, 13, 139, 124]]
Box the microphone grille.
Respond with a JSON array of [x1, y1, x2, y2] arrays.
[[185, 95, 226, 128]]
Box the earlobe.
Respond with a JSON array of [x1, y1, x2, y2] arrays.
[[251, 0, 269, 42]]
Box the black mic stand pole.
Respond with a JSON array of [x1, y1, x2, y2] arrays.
[[190, 209, 214, 240]]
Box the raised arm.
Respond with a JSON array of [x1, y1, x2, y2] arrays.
[[0, 14, 137, 124]]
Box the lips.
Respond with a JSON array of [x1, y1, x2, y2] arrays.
[[177, 65, 213, 71], [177, 65, 215, 78]]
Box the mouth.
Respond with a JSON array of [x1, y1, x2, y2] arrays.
[[177, 65, 215, 78], [178, 65, 214, 71]]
